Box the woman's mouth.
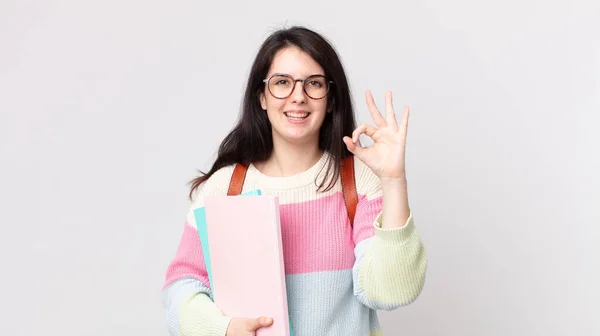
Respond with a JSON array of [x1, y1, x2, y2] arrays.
[[284, 111, 311, 122]]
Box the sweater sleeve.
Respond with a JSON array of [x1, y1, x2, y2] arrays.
[[351, 159, 427, 311], [161, 168, 235, 336]]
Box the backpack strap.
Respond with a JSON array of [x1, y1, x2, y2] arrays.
[[340, 155, 358, 227], [227, 163, 248, 196], [227, 155, 358, 227]]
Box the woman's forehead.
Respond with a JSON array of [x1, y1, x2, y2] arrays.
[[268, 47, 325, 77]]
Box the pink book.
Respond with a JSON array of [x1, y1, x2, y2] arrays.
[[202, 192, 291, 336]]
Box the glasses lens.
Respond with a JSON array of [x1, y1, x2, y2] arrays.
[[268, 75, 294, 98], [304, 75, 329, 99]]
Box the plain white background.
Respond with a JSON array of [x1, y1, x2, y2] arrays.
[[1, 0, 599, 335]]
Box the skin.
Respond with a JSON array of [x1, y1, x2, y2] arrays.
[[227, 47, 411, 336]]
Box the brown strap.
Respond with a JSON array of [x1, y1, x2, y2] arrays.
[[227, 163, 248, 196], [227, 156, 358, 226], [340, 155, 358, 227]]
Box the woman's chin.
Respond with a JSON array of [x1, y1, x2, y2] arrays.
[[275, 131, 317, 145]]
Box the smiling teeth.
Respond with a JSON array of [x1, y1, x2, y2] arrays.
[[285, 112, 309, 118]]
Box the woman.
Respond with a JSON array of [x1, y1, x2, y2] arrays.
[[162, 26, 427, 336]]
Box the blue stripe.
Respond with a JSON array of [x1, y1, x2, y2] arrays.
[[162, 277, 212, 336]]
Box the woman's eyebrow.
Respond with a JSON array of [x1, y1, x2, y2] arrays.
[[269, 72, 326, 78]]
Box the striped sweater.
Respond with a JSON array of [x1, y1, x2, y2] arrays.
[[161, 152, 427, 336]]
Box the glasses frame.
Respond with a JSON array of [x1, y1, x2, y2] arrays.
[[262, 73, 334, 100]]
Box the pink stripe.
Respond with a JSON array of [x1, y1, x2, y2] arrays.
[[280, 192, 382, 275], [162, 222, 210, 290], [353, 195, 382, 245], [162, 192, 383, 283]]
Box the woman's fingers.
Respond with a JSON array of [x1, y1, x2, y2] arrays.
[[245, 316, 273, 331], [352, 123, 378, 143], [366, 90, 387, 128], [385, 91, 399, 132]]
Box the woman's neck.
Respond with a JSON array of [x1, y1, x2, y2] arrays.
[[254, 142, 324, 178]]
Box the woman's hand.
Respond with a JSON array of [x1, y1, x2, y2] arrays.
[[226, 316, 274, 336], [343, 90, 409, 181]]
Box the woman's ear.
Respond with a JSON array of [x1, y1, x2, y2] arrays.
[[327, 98, 335, 113], [259, 92, 267, 110]]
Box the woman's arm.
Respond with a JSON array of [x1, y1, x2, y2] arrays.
[[349, 158, 427, 311], [162, 212, 232, 336]]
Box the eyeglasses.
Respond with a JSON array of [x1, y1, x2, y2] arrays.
[[263, 73, 333, 100]]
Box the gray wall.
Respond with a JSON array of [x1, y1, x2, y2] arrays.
[[1, 0, 598, 335]]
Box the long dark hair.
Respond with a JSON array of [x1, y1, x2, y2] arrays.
[[188, 26, 357, 200]]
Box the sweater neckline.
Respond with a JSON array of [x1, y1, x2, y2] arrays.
[[247, 151, 331, 190]]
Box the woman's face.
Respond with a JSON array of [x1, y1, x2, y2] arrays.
[[260, 46, 330, 147]]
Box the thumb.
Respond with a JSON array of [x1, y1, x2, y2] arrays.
[[246, 316, 273, 331]]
